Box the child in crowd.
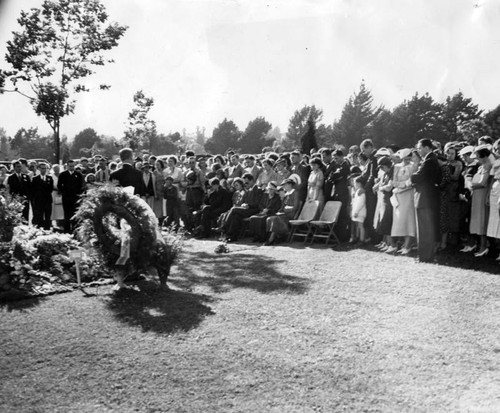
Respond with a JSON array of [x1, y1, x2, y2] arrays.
[[351, 176, 367, 244]]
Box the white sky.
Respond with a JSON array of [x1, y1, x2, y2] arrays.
[[0, 0, 499, 140]]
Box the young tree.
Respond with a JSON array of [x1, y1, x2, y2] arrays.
[[204, 118, 241, 155], [123, 90, 157, 151], [0, 0, 127, 163], [238, 116, 273, 153]]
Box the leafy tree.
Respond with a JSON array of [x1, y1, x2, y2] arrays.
[[364, 108, 393, 148], [204, 118, 241, 155], [238, 116, 273, 153], [123, 90, 156, 151], [386, 93, 446, 148], [0, 0, 127, 163], [285, 105, 323, 149], [301, 117, 318, 154], [10, 127, 53, 160], [442, 92, 482, 141], [483, 105, 500, 141], [0, 128, 15, 161], [332, 81, 381, 148], [71, 127, 99, 157], [316, 123, 335, 148]]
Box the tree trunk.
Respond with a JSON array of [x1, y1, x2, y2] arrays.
[[54, 119, 60, 164]]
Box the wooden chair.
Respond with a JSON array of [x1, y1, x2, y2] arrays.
[[288, 200, 320, 243], [309, 201, 342, 245]]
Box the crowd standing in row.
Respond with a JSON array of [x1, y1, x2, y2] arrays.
[[1, 135, 500, 264]]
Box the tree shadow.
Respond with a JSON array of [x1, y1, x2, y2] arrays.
[[169, 249, 310, 294], [105, 280, 215, 335], [0, 294, 45, 311]]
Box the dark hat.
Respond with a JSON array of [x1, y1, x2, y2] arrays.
[[282, 178, 296, 186], [348, 165, 362, 180], [141, 163, 151, 169], [209, 177, 220, 186], [232, 177, 244, 187]]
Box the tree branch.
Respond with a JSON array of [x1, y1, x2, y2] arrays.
[[0, 87, 35, 101]]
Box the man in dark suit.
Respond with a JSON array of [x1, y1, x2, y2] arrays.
[[31, 162, 54, 229], [6, 160, 31, 221], [110, 148, 146, 196], [197, 178, 230, 238], [58, 159, 85, 233], [330, 149, 352, 241], [322, 149, 337, 201], [360, 139, 378, 242], [290, 151, 310, 204], [223, 173, 263, 242], [411, 138, 442, 262]]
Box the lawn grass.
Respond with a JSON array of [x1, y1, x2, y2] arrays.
[[1, 240, 500, 412]]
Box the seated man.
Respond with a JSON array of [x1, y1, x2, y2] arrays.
[[222, 173, 263, 242], [196, 178, 230, 238]]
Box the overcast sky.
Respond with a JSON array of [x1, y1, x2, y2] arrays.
[[0, 0, 499, 140]]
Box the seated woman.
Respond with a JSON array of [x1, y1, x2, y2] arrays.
[[215, 178, 246, 231], [248, 181, 282, 242], [265, 178, 300, 245]]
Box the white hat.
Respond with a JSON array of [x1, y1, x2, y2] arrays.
[[396, 148, 412, 159], [375, 147, 393, 157], [288, 173, 301, 186], [458, 145, 474, 156]]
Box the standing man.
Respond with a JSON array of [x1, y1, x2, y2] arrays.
[[95, 158, 110, 183], [110, 148, 146, 196], [290, 150, 310, 204], [411, 139, 441, 263], [329, 149, 351, 241], [243, 155, 262, 181], [31, 162, 54, 229], [360, 139, 378, 243], [57, 159, 85, 233], [226, 153, 244, 184], [322, 149, 337, 201], [6, 160, 31, 221]]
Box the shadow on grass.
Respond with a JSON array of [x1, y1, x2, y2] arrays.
[[0, 294, 45, 311], [106, 280, 215, 335], [170, 250, 310, 295]]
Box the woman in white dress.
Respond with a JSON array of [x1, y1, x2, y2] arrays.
[[390, 149, 416, 254], [307, 158, 324, 207]]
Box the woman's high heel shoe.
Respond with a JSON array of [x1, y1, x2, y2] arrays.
[[474, 248, 489, 257]]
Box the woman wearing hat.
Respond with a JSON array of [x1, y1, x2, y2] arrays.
[[469, 145, 493, 256], [248, 181, 282, 242], [265, 178, 300, 245], [275, 157, 291, 185], [486, 139, 500, 258], [389, 149, 416, 254]]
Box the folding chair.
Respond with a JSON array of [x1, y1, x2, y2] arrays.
[[309, 201, 342, 245], [288, 200, 320, 243]]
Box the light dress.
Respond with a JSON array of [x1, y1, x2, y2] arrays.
[[486, 158, 500, 239], [351, 189, 366, 223], [390, 162, 416, 237]]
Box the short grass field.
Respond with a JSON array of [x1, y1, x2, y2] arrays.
[[1, 240, 500, 412]]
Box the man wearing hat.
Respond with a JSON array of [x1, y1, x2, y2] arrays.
[[196, 178, 230, 238], [329, 149, 351, 241], [411, 138, 441, 262], [360, 139, 379, 243]]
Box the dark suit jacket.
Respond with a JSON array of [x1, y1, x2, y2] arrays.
[[204, 187, 229, 212], [411, 151, 441, 209], [31, 175, 54, 204], [361, 154, 378, 192], [57, 170, 84, 199], [324, 161, 338, 199], [242, 185, 263, 210], [7, 173, 31, 198], [110, 164, 146, 196], [329, 160, 351, 203]]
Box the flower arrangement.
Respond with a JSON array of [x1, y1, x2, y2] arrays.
[[0, 191, 25, 242]]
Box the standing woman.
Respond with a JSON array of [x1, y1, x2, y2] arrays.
[[374, 156, 396, 252], [256, 159, 278, 190], [164, 156, 184, 189], [50, 164, 64, 229], [0, 165, 9, 190], [307, 158, 325, 208], [153, 159, 166, 223], [469, 145, 493, 257], [486, 139, 500, 259], [390, 149, 416, 254]]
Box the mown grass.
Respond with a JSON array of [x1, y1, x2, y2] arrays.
[[1, 240, 500, 412]]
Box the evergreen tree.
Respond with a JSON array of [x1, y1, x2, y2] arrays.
[[238, 117, 273, 153], [482, 105, 500, 141], [204, 118, 241, 155], [285, 105, 323, 149], [333, 81, 380, 148], [442, 92, 482, 141], [301, 117, 318, 154]]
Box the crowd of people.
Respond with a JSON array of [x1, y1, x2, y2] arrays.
[[1, 135, 500, 263]]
